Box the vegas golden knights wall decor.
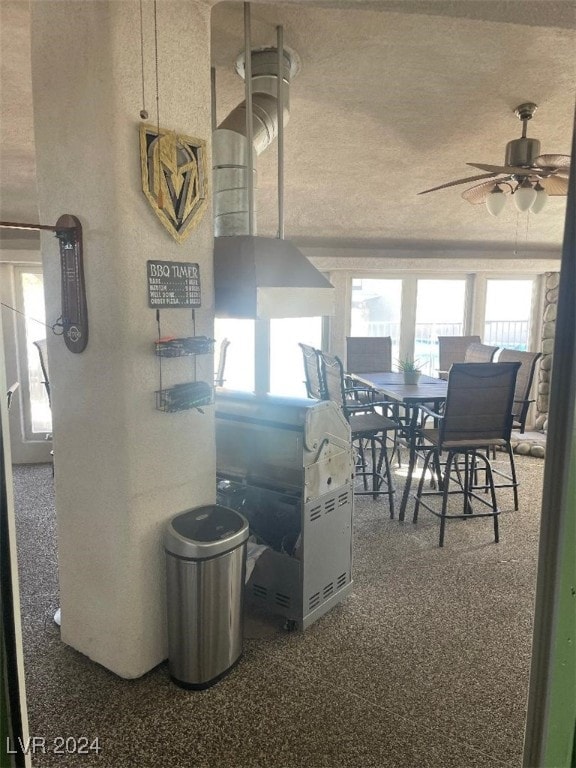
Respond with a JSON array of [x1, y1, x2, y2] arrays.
[[140, 124, 208, 243]]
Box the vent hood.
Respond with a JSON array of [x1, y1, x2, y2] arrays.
[[212, 45, 335, 319], [214, 235, 335, 319]]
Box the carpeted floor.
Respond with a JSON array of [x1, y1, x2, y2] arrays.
[[12, 453, 545, 768]]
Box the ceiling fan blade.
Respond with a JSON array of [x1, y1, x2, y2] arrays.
[[535, 154, 571, 169], [534, 154, 572, 177], [539, 175, 569, 195], [467, 162, 534, 175], [418, 172, 497, 195], [461, 179, 513, 205]]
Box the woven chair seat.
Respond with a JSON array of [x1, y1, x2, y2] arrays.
[[349, 412, 398, 435]]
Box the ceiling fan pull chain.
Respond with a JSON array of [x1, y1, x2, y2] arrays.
[[513, 211, 521, 256], [153, 0, 163, 210], [139, 0, 148, 120]]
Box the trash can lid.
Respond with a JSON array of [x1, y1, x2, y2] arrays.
[[164, 505, 249, 559]]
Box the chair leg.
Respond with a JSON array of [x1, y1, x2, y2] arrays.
[[370, 437, 379, 499], [352, 432, 395, 519], [430, 449, 442, 490], [463, 452, 474, 516], [413, 447, 433, 524], [493, 499, 500, 543], [471, 450, 500, 543], [378, 433, 395, 519], [439, 451, 456, 547], [356, 439, 369, 491], [506, 443, 519, 511], [390, 404, 404, 467], [415, 447, 501, 547], [482, 454, 500, 543]]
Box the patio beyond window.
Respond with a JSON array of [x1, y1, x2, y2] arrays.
[[350, 275, 536, 375]]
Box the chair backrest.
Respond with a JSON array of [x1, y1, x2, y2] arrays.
[[7, 382, 19, 410], [438, 335, 481, 374], [318, 352, 347, 410], [346, 336, 392, 374], [497, 349, 542, 430], [440, 362, 521, 444], [214, 338, 230, 387], [464, 342, 499, 363], [299, 343, 324, 399], [33, 339, 51, 405]]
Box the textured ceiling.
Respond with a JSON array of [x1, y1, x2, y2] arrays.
[[211, 1, 576, 251], [1, 0, 575, 251], [0, 1, 37, 232]]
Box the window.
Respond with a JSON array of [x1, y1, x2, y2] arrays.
[[415, 280, 466, 375], [214, 319, 255, 392], [350, 279, 402, 363], [484, 279, 533, 350], [214, 316, 323, 396], [270, 317, 322, 397], [349, 274, 537, 375]]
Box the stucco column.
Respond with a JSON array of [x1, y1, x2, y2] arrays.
[[30, 0, 214, 678]]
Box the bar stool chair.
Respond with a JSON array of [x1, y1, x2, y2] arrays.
[[464, 342, 499, 363], [346, 336, 392, 374], [299, 343, 325, 399], [319, 351, 400, 518], [437, 335, 481, 379], [412, 362, 520, 546]]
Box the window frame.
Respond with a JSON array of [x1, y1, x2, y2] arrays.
[[345, 270, 540, 366]]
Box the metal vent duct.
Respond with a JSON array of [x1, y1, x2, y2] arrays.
[[213, 48, 296, 236], [213, 45, 335, 319]]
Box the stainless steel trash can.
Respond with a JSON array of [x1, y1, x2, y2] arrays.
[[165, 505, 249, 689]]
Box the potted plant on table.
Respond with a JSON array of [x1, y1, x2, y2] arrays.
[[397, 358, 422, 385]]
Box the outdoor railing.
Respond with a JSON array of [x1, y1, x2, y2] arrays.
[[483, 320, 529, 350], [364, 320, 529, 376]]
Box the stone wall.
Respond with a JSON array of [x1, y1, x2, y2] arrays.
[[535, 271, 559, 432], [503, 271, 559, 460]]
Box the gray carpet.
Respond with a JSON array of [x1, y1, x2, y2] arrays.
[[12, 453, 545, 768]]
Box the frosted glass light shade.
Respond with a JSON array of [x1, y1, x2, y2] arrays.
[[514, 181, 537, 212], [485, 188, 507, 216], [530, 183, 548, 214]]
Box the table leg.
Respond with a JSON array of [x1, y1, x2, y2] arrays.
[[399, 405, 419, 522]]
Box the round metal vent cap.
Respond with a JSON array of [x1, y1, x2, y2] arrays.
[[235, 46, 301, 82]]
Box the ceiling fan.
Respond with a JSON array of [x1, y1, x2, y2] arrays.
[[418, 102, 571, 215]]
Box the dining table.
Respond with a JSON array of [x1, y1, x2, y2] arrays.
[[352, 372, 448, 521]]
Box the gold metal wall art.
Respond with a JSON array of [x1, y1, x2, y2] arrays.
[[140, 124, 208, 243]]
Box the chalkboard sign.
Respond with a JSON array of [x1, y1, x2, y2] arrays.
[[147, 260, 201, 308]]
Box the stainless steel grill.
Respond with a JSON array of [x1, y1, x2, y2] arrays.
[[215, 389, 354, 629]]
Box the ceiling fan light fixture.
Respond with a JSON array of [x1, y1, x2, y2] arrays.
[[530, 182, 548, 214], [418, 102, 570, 215], [513, 179, 537, 212], [485, 186, 507, 217]]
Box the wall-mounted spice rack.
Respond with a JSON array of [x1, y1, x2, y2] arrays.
[[155, 381, 214, 412], [154, 310, 214, 413], [154, 336, 214, 357]]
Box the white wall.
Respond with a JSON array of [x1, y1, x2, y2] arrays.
[[30, 0, 214, 678]]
